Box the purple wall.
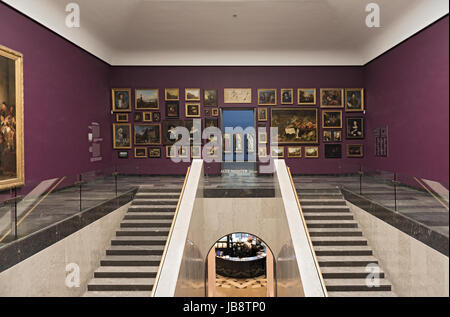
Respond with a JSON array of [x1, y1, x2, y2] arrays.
[[363, 16, 449, 187], [0, 3, 113, 191], [110, 66, 365, 175]]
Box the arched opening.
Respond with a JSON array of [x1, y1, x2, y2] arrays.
[[205, 232, 275, 297]]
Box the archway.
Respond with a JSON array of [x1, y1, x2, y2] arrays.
[[205, 232, 275, 297]]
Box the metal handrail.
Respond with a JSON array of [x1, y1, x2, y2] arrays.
[[286, 167, 328, 297], [151, 167, 191, 297]]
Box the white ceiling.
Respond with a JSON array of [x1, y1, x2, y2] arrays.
[[3, 0, 449, 65]]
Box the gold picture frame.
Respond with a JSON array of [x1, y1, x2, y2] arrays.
[[298, 88, 316, 105], [281, 88, 294, 105], [287, 146, 302, 158], [223, 88, 252, 104], [135, 89, 159, 110], [185, 88, 201, 101], [258, 108, 268, 121], [191, 145, 202, 159], [0, 45, 24, 191], [258, 88, 277, 106], [115, 113, 129, 122], [345, 88, 364, 112], [134, 124, 161, 145], [347, 144, 364, 158], [322, 110, 343, 129], [134, 147, 147, 158], [143, 111, 153, 122], [270, 146, 284, 158], [258, 146, 267, 158], [186, 103, 201, 117], [113, 123, 132, 149], [304, 146, 319, 158], [320, 88, 344, 108], [211, 108, 219, 117], [165, 88, 179, 101], [112, 88, 131, 112]]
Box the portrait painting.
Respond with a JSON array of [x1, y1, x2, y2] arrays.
[[152, 112, 161, 122], [281, 89, 293, 105], [270, 108, 318, 144], [270, 146, 284, 158], [287, 147, 302, 158], [165, 88, 179, 101], [136, 89, 159, 110], [134, 124, 161, 145], [223, 88, 252, 104], [298, 88, 316, 105], [112, 88, 131, 112], [211, 108, 219, 117], [205, 118, 219, 129], [148, 147, 161, 158], [258, 108, 268, 121], [166, 101, 179, 118], [134, 147, 147, 159], [186, 103, 201, 117], [204, 89, 218, 107], [320, 88, 344, 108], [0, 45, 24, 190], [143, 112, 152, 122], [185, 88, 201, 101], [345, 88, 364, 112], [258, 89, 277, 106], [323, 130, 332, 142], [162, 120, 184, 145], [191, 145, 202, 159], [304, 146, 319, 158], [333, 130, 342, 142], [113, 123, 132, 149], [116, 113, 128, 122], [346, 117, 364, 139], [322, 110, 342, 129], [134, 112, 142, 122], [204, 108, 211, 117], [347, 144, 364, 158], [325, 144, 342, 159]]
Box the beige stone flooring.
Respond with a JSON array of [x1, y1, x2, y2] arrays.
[[215, 274, 267, 297]]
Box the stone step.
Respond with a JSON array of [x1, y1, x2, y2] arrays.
[[87, 278, 155, 291], [120, 219, 173, 227], [135, 192, 180, 198], [138, 186, 181, 193], [106, 245, 165, 256], [111, 236, 167, 246], [100, 255, 162, 266], [311, 236, 368, 246], [324, 278, 392, 292], [320, 266, 385, 279], [314, 245, 373, 256], [298, 194, 343, 200], [128, 205, 177, 212], [302, 206, 350, 213], [300, 200, 347, 206], [94, 266, 158, 278], [83, 291, 151, 297], [318, 255, 378, 267], [296, 188, 341, 194], [304, 213, 354, 221], [309, 227, 363, 237], [132, 199, 179, 206], [116, 228, 170, 236], [123, 212, 174, 220], [327, 291, 396, 297], [306, 220, 358, 228]]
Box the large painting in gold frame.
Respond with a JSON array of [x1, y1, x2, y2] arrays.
[[270, 108, 318, 144], [0, 45, 24, 191]]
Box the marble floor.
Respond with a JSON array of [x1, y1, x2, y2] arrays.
[[215, 274, 267, 297]]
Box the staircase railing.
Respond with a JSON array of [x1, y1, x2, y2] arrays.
[[286, 167, 328, 297], [151, 166, 191, 297]]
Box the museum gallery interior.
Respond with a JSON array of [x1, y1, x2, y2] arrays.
[[0, 0, 448, 299]]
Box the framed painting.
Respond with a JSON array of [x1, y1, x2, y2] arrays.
[[0, 45, 24, 190], [270, 146, 284, 158], [211, 108, 219, 117], [298, 88, 316, 105], [112, 88, 131, 112], [204, 108, 211, 117], [165, 88, 179, 101], [346, 117, 364, 139], [258, 131, 267, 144], [184, 120, 202, 144], [185, 88, 200, 101], [143, 112, 152, 122], [191, 145, 202, 159], [205, 118, 219, 129], [186, 103, 201, 117], [166, 145, 176, 158], [281, 88, 293, 104], [117, 151, 128, 159], [134, 124, 161, 145], [166, 101, 179, 118], [205, 144, 219, 158], [223, 88, 252, 104], [134, 147, 147, 159], [258, 108, 268, 121], [322, 110, 342, 129], [152, 112, 161, 122], [224, 133, 232, 153], [116, 113, 128, 122], [320, 88, 344, 108], [113, 123, 132, 149], [270, 108, 318, 144], [345, 88, 364, 112], [162, 120, 184, 145], [347, 144, 364, 158], [258, 146, 267, 158], [325, 144, 342, 159], [258, 89, 277, 106], [135, 89, 159, 110], [287, 146, 302, 158], [134, 112, 142, 122], [204, 89, 218, 107], [333, 130, 342, 142], [323, 130, 332, 142], [304, 146, 319, 158], [148, 147, 161, 158]]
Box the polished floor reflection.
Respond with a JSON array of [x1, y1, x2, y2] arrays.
[[215, 274, 267, 297]]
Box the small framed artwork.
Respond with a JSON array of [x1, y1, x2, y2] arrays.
[[134, 124, 161, 145], [333, 130, 342, 142], [143, 112, 152, 122], [323, 130, 332, 142], [224, 88, 252, 104], [287, 146, 302, 158], [135, 89, 159, 110], [166, 101, 179, 118], [152, 112, 161, 122], [112, 88, 131, 112], [345, 88, 364, 112], [298, 88, 316, 105], [325, 144, 342, 158], [204, 89, 218, 107], [258, 146, 267, 158], [320, 88, 344, 108], [134, 147, 147, 158], [178, 146, 188, 158], [162, 120, 184, 145], [186, 103, 201, 117], [224, 133, 232, 153], [304, 146, 319, 158], [211, 108, 219, 117], [113, 123, 132, 149], [204, 108, 211, 117], [258, 131, 267, 144], [205, 145, 219, 158], [148, 147, 161, 158], [258, 108, 268, 121], [134, 112, 143, 122], [234, 134, 244, 153], [322, 110, 342, 129], [165, 88, 179, 101], [258, 89, 277, 106], [117, 151, 128, 159], [281, 88, 293, 104], [346, 117, 364, 139], [185, 120, 202, 144], [271, 146, 284, 158], [185, 88, 201, 101], [347, 144, 364, 158], [166, 145, 176, 158], [116, 113, 128, 122], [191, 145, 202, 159], [205, 118, 219, 129]]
